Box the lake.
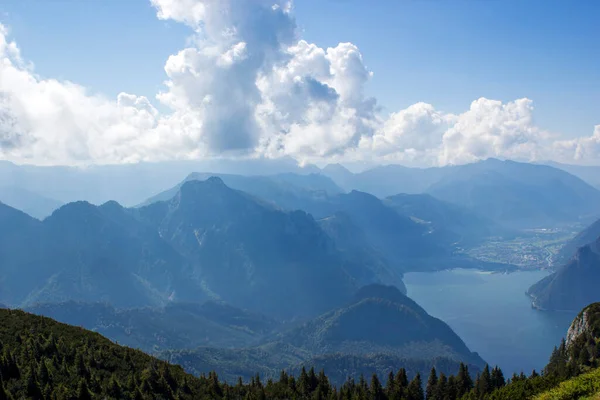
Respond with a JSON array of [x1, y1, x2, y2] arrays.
[[404, 269, 577, 376]]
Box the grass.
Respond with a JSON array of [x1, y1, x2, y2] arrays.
[[535, 368, 600, 400]]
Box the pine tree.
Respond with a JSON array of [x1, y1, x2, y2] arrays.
[[476, 365, 492, 397], [435, 373, 447, 400], [446, 375, 458, 400], [385, 370, 397, 400], [299, 367, 310, 395], [395, 368, 408, 398], [407, 373, 424, 400], [456, 363, 473, 397], [370, 373, 384, 400], [426, 367, 438, 400], [491, 366, 505, 390]]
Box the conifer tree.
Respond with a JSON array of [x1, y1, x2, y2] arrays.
[[407, 373, 424, 400], [435, 372, 447, 400], [370, 373, 384, 400], [456, 363, 473, 397], [426, 367, 438, 400]]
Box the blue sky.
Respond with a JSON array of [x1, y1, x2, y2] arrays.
[[0, 0, 598, 166]]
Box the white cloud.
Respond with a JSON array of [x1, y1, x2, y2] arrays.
[[0, 3, 598, 167]]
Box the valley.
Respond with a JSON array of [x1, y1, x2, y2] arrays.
[[458, 226, 581, 269]]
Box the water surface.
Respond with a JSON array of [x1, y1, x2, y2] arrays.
[[404, 269, 576, 376]]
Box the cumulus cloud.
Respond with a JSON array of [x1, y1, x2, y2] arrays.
[[0, 2, 597, 166]]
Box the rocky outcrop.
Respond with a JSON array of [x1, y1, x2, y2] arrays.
[[565, 303, 600, 349]]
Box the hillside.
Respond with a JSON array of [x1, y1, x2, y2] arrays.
[[317, 213, 406, 293], [0, 307, 490, 399], [135, 178, 359, 318], [0, 308, 225, 399], [278, 284, 484, 366], [162, 284, 484, 384], [25, 301, 278, 352], [528, 238, 600, 311]]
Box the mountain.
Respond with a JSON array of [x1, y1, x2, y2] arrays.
[[25, 300, 277, 352], [278, 284, 485, 367], [320, 164, 355, 190], [528, 237, 600, 311], [138, 171, 342, 208], [384, 193, 504, 246], [556, 218, 600, 264], [426, 159, 600, 228], [143, 174, 510, 272], [0, 186, 63, 219], [544, 161, 600, 190], [322, 159, 600, 229], [0, 200, 205, 308], [136, 178, 358, 318], [305, 190, 451, 271], [1, 178, 407, 319], [317, 213, 406, 293], [162, 284, 484, 384], [321, 163, 449, 197]]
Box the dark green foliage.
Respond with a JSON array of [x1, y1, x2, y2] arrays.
[[3, 297, 600, 400]]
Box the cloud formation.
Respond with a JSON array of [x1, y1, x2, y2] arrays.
[[0, 1, 598, 166]]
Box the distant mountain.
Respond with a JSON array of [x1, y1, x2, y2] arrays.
[[321, 163, 448, 197], [384, 193, 504, 246], [0, 158, 319, 206], [556, 218, 600, 264], [528, 236, 600, 311], [312, 191, 449, 269], [543, 161, 600, 190], [136, 178, 357, 318], [278, 284, 485, 366], [25, 300, 277, 352], [426, 159, 600, 228], [0, 186, 63, 219], [138, 171, 342, 208], [142, 173, 446, 269]]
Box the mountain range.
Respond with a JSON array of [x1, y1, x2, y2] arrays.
[[0, 186, 63, 219], [322, 158, 600, 229], [4, 158, 600, 232], [141, 172, 506, 272], [0, 178, 407, 319]]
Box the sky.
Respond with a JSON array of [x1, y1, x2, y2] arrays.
[[0, 0, 598, 167]]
